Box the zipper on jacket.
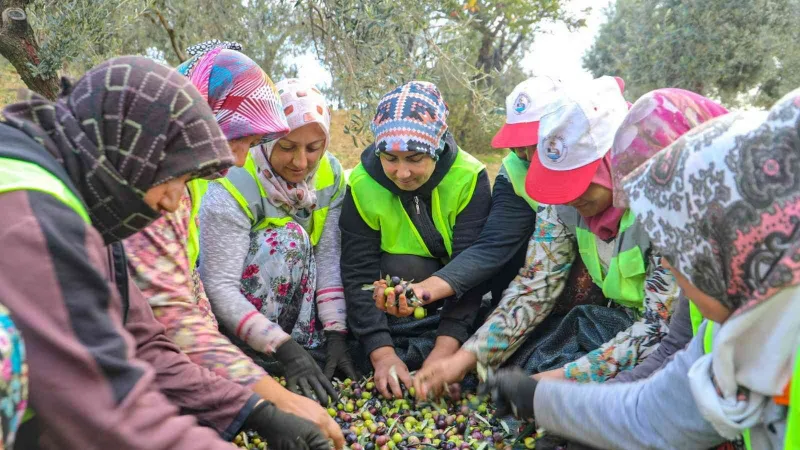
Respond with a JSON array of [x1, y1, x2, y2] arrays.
[[414, 196, 421, 215]]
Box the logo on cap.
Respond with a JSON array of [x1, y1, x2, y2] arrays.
[[514, 93, 531, 114], [544, 136, 567, 164]]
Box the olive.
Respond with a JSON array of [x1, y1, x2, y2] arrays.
[[391, 276, 401, 286]]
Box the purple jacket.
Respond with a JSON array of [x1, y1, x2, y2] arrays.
[[0, 187, 258, 449]]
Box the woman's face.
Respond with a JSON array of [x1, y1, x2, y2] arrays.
[[567, 183, 613, 217], [270, 123, 327, 183], [228, 134, 266, 167], [661, 258, 732, 323], [511, 145, 537, 162], [379, 151, 436, 191], [142, 174, 192, 213]]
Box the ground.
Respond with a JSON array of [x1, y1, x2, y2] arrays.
[[0, 66, 503, 181]]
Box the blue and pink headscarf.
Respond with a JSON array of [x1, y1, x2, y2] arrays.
[[177, 40, 289, 143]]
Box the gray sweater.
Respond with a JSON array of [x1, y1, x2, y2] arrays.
[[535, 325, 725, 450]]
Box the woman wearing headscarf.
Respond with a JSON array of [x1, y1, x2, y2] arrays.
[[482, 88, 800, 449], [0, 56, 329, 449], [415, 76, 681, 398], [122, 41, 344, 446], [340, 81, 491, 399], [609, 88, 729, 383], [199, 77, 353, 400]]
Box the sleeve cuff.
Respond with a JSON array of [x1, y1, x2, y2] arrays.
[[431, 270, 464, 299], [436, 318, 470, 344], [221, 394, 261, 441], [362, 331, 394, 356]]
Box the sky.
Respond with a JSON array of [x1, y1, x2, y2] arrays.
[[287, 0, 615, 89]]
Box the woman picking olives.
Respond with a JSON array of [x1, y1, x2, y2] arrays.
[[340, 81, 492, 399]]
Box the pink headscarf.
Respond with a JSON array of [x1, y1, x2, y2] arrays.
[[178, 43, 289, 144], [583, 153, 626, 240], [611, 88, 729, 208]]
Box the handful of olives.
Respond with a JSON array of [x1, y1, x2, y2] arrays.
[[362, 275, 432, 320]]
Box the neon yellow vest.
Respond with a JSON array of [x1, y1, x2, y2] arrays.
[[556, 207, 649, 309], [186, 179, 208, 269], [500, 153, 538, 210], [703, 323, 798, 449], [217, 152, 345, 246], [0, 157, 92, 425], [348, 149, 485, 258], [690, 301, 704, 336]]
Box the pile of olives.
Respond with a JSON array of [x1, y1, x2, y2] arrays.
[[234, 375, 540, 450]]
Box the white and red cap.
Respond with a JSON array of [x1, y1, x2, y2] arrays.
[[525, 76, 628, 204], [491, 76, 564, 149]]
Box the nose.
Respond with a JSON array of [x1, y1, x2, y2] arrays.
[[293, 150, 308, 171], [395, 162, 412, 180]]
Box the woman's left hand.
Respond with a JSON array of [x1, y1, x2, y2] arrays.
[[323, 331, 357, 380]]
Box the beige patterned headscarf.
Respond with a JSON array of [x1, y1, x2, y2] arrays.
[[250, 78, 331, 217]]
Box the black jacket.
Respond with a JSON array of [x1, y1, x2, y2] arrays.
[[340, 134, 492, 355]]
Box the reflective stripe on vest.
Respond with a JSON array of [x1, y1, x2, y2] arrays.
[[0, 157, 90, 224], [500, 153, 538, 210], [555, 206, 649, 309], [186, 178, 208, 269], [348, 148, 485, 258], [0, 157, 92, 426], [216, 152, 344, 246]]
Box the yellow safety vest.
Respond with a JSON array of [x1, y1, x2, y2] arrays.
[[216, 152, 345, 246], [348, 148, 485, 258], [500, 153, 538, 210], [0, 157, 91, 425], [186, 178, 208, 269], [556, 206, 650, 309]]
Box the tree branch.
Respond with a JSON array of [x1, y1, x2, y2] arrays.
[[0, 1, 59, 99], [149, 7, 186, 62]]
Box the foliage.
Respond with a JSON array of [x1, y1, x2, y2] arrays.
[[27, 0, 153, 78], [583, 0, 797, 106], [303, 0, 581, 147]]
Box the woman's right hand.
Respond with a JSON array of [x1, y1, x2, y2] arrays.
[[370, 347, 412, 399], [413, 349, 476, 400]]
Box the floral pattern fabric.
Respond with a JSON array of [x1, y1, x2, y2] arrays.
[[0, 303, 27, 449], [239, 222, 322, 350], [124, 190, 267, 386], [462, 204, 679, 382]]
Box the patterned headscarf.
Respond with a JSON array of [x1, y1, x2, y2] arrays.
[[611, 88, 729, 208], [620, 94, 800, 315], [371, 81, 449, 160], [250, 78, 330, 219], [2, 56, 233, 244], [177, 40, 289, 144]]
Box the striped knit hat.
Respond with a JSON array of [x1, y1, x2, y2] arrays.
[[371, 81, 449, 160]]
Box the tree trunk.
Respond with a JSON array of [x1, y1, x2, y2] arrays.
[[0, 1, 59, 100]]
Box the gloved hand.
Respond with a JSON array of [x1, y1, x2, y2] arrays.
[[275, 339, 338, 405], [323, 331, 357, 380], [244, 400, 330, 450], [478, 368, 537, 420]]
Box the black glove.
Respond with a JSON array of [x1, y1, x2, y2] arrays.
[[244, 400, 330, 450], [275, 339, 338, 405], [324, 331, 357, 380], [478, 368, 537, 420]]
